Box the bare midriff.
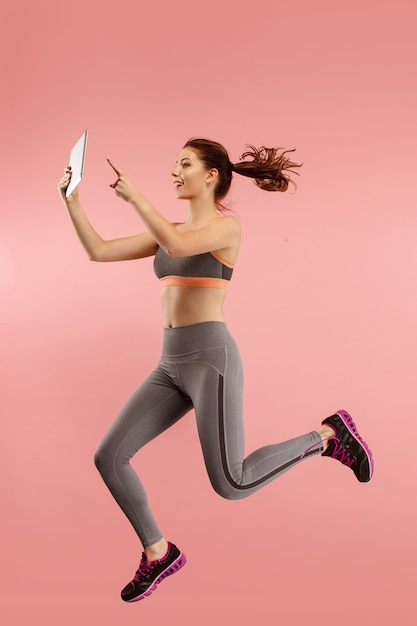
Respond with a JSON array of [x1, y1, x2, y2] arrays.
[[161, 285, 227, 328]]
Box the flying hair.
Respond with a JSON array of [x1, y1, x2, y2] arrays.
[[234, 145, 302, 192], [183, 138, 302, 209]]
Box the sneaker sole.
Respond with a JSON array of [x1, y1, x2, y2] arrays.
[[332, 410, 374, 481], [126, 552, 187, 602]]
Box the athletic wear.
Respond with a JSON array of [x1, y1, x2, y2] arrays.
[[153, 216, 234, 289], [321, 410, 374, 482], [153, 248, 233, 289], [121, 542, 186, 602], [94, 322, 324, 547]]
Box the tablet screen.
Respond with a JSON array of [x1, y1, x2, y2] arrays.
[[66, 129, 88, 197]]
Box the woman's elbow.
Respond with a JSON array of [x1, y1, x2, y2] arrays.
[[164, 243, 186, 257], [88, 244, 108, 262]]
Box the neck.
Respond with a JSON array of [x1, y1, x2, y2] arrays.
[[185, 197, 218, 226]]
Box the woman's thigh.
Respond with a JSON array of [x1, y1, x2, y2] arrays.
[[96, 366, 193, 464]]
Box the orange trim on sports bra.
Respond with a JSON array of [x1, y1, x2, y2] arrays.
[[160, 276, 229, 289], [210, 251, 234, 269], [203, 215, 223, 225]]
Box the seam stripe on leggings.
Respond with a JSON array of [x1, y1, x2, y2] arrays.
[[217, 373, 319, 490]]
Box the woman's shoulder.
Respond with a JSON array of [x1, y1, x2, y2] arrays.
[[219, 214, 241, 238], [213, 214, 241, 230]]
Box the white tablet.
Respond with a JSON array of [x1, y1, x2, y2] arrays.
[[66, 129, 88, 197]]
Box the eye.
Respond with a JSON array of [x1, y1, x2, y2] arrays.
[[182, 162, 190, 168]]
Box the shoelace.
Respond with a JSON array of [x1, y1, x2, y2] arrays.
[[329, 438, 355, 467], [300, 435, 356, 467], [134, 555, 155, 581]]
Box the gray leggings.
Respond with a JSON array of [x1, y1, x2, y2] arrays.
[[94, 322, 323, 547]]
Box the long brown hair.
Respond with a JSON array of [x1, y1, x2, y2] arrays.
[[184, 138, 302, 208]]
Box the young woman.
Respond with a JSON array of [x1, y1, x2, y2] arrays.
[[58, 138, 374, 603]]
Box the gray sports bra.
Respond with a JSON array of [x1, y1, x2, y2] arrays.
[[153, 217, 234, 289]]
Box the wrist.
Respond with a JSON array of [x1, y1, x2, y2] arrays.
[[131, 192, 151, 214], [65, 196, 80, 210]]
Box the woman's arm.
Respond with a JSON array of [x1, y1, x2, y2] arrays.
[[107, 160, 240, 257], [58, 168, 158, 262]]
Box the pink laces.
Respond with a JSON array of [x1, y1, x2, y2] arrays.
[[134, 556, 154, 581]]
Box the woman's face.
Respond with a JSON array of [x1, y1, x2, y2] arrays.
[[171, 148, 217, 200]]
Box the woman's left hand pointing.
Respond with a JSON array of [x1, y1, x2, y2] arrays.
[[107, 158, 138, 203]]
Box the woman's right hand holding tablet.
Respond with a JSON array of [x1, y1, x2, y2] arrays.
[[58, 166, 78, 203]]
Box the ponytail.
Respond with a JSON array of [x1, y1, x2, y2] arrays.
[[232, 145, 302, 192]]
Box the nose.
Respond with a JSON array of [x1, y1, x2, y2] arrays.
[[171, 163, 180, 177]]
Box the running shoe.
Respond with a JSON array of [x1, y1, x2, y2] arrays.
[[321, 410, 374, 482], [121, 542, 186, 602]]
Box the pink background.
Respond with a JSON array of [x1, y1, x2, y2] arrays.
[[1, 1, 416, 624]]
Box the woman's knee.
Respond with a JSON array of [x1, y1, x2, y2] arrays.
[[94, 443, 112, 475], [209, 475, 247, 501]]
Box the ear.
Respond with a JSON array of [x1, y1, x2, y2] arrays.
[[205, 168, 219, 184]]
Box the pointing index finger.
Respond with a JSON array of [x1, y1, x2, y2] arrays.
[[107, 158, 122, 176]]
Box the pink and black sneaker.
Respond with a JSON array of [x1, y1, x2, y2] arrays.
[[321, 410, 374, 482], [121, 542, 186, 602]]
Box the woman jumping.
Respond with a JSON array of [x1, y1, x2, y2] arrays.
[[58, 137, 373, 602]]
